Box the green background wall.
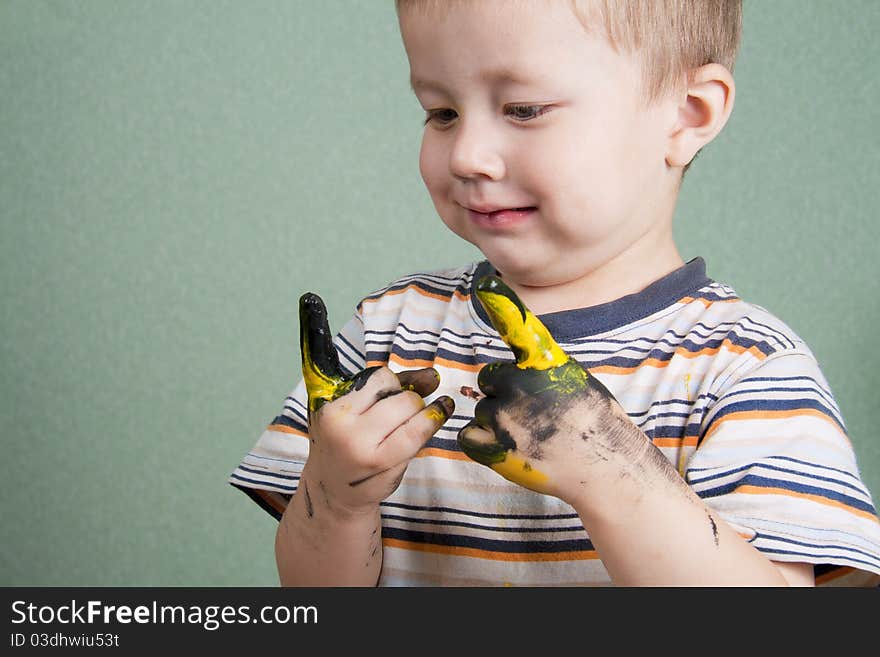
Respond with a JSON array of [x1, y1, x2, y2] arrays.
[[2, 0, 878, 585]]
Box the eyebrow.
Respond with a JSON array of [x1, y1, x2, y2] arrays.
[[409, 68, 540, 93]]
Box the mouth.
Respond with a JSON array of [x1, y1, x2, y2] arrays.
[[466, 206, 537, 229]]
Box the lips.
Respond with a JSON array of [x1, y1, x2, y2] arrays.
[[465, 205, 537, 229], [465, 203, 535, 214]]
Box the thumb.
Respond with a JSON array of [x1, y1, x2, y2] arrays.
[[474, 276, 569, 370], [299, 292, 353, 411]]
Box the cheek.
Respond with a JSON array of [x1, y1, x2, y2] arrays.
[[520, 128, 604, 203], [418, 136, 446, 196], [418, 137, 464, 233], [548, 125, 635, 215]]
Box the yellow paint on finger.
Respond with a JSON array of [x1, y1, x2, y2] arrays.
[[477, 289, 569, 370], [301, 339, 350, 411], [424, 404, 446, 424], [490, 453, 550, 493]]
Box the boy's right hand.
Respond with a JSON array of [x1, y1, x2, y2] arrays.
[[297, 292, 455, 517]]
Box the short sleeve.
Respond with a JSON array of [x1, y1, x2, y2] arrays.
[[227, 308, 367, 519], [685, 350, 880, 586]]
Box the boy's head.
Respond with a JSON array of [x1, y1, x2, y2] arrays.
[[398, 1, 742, 109], [395, 0, 740, 301]]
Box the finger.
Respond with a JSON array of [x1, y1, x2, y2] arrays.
[[361, 389, 426, 434], [472, 395, 503, 429], [479, 360, 585, 398], [457, 423, 514, 465], [476, 361, 519, 398], [375, 395, 456, 466], [346, 366, 407, 415], [396, 367, 441, 398], [299, 292, 352, 411], [458, 423, 550, 493], [474, 276, 569, 370]]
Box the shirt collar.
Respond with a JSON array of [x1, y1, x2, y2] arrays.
[[469, 257, 712, 340]]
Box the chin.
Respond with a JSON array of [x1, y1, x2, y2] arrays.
[[481, 253, 549, 285]]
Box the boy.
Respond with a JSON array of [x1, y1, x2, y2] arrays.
[[229, 0, 880, 586]]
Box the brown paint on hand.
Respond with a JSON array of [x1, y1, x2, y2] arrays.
[[303, 480, 314, 519], [460, 385, 484, 400], [707, 511, 719, 547]]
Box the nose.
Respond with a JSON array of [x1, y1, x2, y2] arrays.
[[448, 117, 506, 182]]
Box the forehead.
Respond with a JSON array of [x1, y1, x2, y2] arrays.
[[410, 67, 546, 94], [399, 1, 621, 93]]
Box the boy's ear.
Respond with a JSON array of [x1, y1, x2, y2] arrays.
[[666, 63, 735, 168]]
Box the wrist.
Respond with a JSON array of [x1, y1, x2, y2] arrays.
[[298, 464, 382, 525], [567, 441, 682, 528]]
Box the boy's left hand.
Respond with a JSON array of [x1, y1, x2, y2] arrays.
[[459, 276, 656, 506]]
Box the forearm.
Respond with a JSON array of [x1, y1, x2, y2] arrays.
[[275, 468, 383, 587], [572, 445, 789, 586]]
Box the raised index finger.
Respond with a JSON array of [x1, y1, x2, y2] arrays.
[[299, 292, 353, 411], [474, 276, 569, 370]]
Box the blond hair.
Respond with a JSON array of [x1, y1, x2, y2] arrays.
[[395, 0, 742, 104]]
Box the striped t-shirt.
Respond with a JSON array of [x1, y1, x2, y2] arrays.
[[230, 257, 880, 586]]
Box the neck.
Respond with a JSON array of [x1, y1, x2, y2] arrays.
[[500, 229, 685, 316]]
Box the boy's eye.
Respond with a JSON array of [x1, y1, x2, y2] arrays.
[[423, 105, 551, 126], [424, 109, 458, 126], [506, 104, 550, 121]]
